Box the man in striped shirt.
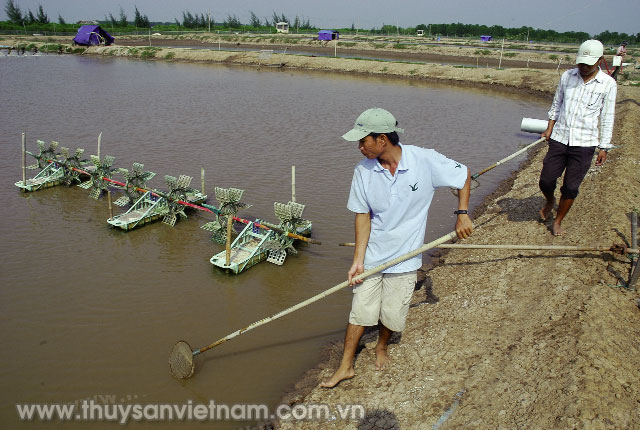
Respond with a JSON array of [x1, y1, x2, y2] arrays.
[[539, 39, 617, 236]]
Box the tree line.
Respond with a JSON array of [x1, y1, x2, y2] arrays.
[[2, 0, 637, 44], [412, 22, 637, 45]]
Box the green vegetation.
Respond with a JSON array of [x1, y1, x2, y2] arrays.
[[474, 49, 492, 55], [392, 43, 408, 49], [139, 47, 160, 59], [339, 42, 356, 47], [164, 52, 175, 59], [503, 52, 517, 57], [549, 54, 558, 60]]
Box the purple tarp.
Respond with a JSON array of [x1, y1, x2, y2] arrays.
[[480, 35, 492, 42], [73, 25, 114, 46], [318, 30, 339, 41]]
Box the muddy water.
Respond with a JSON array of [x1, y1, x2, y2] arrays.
[[0, 55, 547, 428]]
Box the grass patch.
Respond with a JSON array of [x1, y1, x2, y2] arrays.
[[339, 42, 356, 47], [474, 49, 491, 55], [503, 52, 517, 57], [381, 66, 388, 72], [408, 68, 418, 75], [549, 54, 558, 60], [164, 52, 175, 60], [392, 43, 408, 49], [42, 43, 62, 52], [370, 43, 387, 49]]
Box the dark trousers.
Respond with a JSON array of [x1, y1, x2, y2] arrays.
[[539, 140, 595, 200], [611, 66, 621, 81]]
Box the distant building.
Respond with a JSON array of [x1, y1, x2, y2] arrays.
[[77, 20, 99, 26], [275, 22, 289, 33]]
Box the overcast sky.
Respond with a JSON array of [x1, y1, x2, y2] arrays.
[[3, 0, 638, 36]]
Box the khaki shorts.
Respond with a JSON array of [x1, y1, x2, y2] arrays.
[[348, 271, 417, 332]]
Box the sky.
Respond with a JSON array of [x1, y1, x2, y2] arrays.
[[2, 0, 638, 36]]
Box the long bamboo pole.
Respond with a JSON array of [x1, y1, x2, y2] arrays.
[[191, 229, 459, 356], [472, 137, 545, 180], [338, 242, 637, 254]]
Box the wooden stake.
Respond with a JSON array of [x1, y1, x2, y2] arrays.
[[201, 167, 205, 194], [498, 38, 504, 69], [291, 165, 296, 203], [21, 132, 26, 185], [225, 215, 233, 266], [630, 212, 639, 289], [632, 212, 638, 252], [97, 132, 102, 159], [107, 190, 114, 219]]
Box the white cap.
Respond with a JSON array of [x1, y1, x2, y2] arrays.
[[576, 40, 604, 65]]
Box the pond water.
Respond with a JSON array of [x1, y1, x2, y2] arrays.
[[0, 55, 547, 428]]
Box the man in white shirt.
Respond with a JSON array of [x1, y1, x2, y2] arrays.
[[539, 39, 617, 236], [611, 41, 627, 81], [320, 107, 473, 388]]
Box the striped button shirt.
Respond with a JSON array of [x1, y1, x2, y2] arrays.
[[548, 68, 617, 149]]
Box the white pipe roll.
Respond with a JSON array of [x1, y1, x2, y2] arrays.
[[520, 117, 547, 133]]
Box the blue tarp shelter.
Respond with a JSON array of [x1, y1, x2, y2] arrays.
[[480, 35, 492, 42], [318, 30, 339, 41], [73, 25, 114, 46]]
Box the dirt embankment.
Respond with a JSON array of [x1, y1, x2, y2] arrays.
[[6, 36, 640, 429]]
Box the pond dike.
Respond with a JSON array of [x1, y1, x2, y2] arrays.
[[13, 39, 640, 428]]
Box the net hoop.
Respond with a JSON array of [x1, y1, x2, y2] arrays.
[[169, 340, 195, 379]]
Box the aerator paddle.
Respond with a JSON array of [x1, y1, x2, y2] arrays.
[[169, 229, 461, 379]]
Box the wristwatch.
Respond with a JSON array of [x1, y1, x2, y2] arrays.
[[454, 210, 468, 215], [598, 147, 609, 152]]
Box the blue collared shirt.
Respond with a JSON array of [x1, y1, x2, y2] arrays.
[[347, 143, 468, 273]]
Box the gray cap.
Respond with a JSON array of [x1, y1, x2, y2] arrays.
[[342, 108, 404, 141]]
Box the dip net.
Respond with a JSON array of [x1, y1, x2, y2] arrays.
[[169, 341, 195, 379]]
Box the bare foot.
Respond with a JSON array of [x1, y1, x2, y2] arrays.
[[552, 222, 564, 236], [319, 366, 355, 388], [539, 199, 555, 221], [375, 346, 390, 370]]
